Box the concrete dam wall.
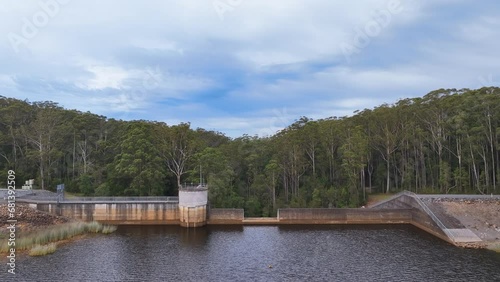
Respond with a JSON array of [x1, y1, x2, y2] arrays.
[[29, 202, 180, 225], [208, 208, 245, 224], [278, 208, 413, 224], [21, 190, 481, 245]]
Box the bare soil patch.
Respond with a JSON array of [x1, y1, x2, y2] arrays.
[[0, 203, 73, 237]]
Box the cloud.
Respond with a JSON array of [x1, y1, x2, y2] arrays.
[[79, 65, 131, 90], [1, 0, 499, 138]]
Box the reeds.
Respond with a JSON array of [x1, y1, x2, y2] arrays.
[[101, 225, 118, 234], [0, 221, 117, 254], [29, 243, 57, 256]]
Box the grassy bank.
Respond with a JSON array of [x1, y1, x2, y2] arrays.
[[0, 221, 117, 256]]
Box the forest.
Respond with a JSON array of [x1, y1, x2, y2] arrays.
[[1, 87, 499, 216]]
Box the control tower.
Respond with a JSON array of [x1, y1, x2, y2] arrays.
[[178, 184, 208, 227]]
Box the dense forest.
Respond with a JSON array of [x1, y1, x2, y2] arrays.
[[1, 87, 499, 215]]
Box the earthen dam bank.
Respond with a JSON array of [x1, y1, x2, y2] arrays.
[[20, 187, 496, 247]]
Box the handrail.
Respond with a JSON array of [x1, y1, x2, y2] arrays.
[[15, 196, 180, 204], [369, 190, 458, 243], [368, 190, 410, 208], [63, 196, 179, 202], [403, 191, 457, 243]]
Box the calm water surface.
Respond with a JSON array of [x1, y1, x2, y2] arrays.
[[3, 225, 500, 281]]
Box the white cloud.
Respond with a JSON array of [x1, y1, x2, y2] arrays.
[[1, 1, 499, 138], [80, 65, 131, 90], [131, 38, 185, 55]]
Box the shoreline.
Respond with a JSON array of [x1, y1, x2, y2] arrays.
[[0, 203, 116, 257]]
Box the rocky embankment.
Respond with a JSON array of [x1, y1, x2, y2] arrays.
[[0, 203, 72, 237], [424, 198, 500, 251]]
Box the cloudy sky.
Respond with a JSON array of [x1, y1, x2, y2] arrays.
[[1, 1, 499, 137]]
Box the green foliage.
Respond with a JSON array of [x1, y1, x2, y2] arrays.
[[310, 188, 323, 208], [245, 196, 262, 217], [94, 182, 111, 196], [109, 122, 166, 196], [79, 174, 94, 196], [1, 87, 500, 216]]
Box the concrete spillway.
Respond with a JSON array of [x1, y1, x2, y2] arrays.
[[370, 191, 482, 245]]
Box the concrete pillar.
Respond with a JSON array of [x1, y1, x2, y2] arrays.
[[178, 185, 208, 227]]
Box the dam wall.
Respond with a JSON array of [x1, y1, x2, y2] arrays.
[[277, 208, 413, 224], [28, 201, 180, 225], [208, 208, 245, 224], [19, 190, 481, 245]]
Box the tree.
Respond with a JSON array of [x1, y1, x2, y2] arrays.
[[21, 102, 65, 190], [156, 123, 197, 189], [369, 105, 401, 193], [110, 122, 165, 196], [340, 125, 368, 205]]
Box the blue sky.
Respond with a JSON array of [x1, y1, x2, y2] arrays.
[[1, 0, 499, 137]]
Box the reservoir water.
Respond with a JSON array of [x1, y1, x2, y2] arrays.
[[3, 225, 500, 281]]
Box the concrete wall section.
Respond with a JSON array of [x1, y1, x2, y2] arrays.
[[179, 205, 207, 227], [179, 190, 208, 207], [208, 209, 244, 224], [34, 202, 180, 224], [278, 208, 412, 224]]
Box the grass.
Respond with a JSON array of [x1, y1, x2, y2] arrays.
[[29, 243, 57, 256], [366, 193, 395, 206], [0, 221, 117, 254], [102, 225, 118, 234]]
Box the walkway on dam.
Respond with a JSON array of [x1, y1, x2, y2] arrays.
[[1, 189, 179, 204]]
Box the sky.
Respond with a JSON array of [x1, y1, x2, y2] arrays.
[[1, 0, 499, 138]]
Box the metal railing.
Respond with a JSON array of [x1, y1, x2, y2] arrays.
[[369, 190, 458, 243], [63, 196, 179, 202], [368, 190, 410, 208], [402, 191, 458, 243], [14, 196, 179, 204]]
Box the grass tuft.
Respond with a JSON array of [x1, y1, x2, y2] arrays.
[[102, 225, 118, 234], [29, 243, 57, 256], [0, 221, 117, 253]]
